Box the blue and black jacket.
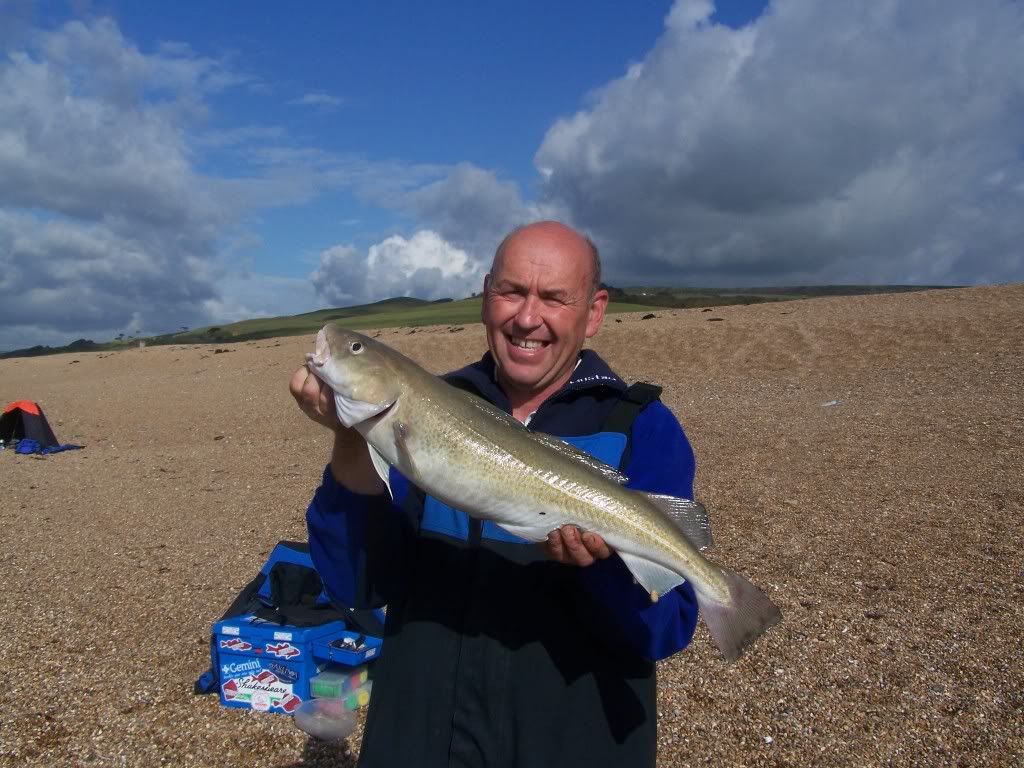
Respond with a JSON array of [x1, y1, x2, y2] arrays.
[[306, 349, 699, 768]]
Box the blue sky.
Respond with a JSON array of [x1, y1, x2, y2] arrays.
[[1, 0, 1021, 349]]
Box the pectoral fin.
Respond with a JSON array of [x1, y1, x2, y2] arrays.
[[390, 421, 420, 483], [617, 551, 686, 602], [367, 445, 393, 499], [494, 522, 553, 542]]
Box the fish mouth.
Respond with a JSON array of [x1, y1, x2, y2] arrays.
[[306, 328, 331, 368]]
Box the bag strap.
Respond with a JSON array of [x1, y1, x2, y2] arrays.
[[602, 382, 662, 434], [601, 382, 663, 469]]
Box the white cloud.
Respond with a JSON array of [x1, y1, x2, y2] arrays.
[[0, 16, 459, 352], [0, 23, 221, 227], [311, 230, 485, 306], [0, 16, 419, 351], [309, 244, 366, 305], [0, 210, 218, 345], [289, 92, 344, 109], [0, 17, 249, 349], [531, 0, 1024, 286]]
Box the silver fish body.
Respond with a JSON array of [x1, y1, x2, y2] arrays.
[[307, 325, 782, 661]]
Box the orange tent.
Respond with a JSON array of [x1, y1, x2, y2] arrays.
[[1, 401, 59, 447]]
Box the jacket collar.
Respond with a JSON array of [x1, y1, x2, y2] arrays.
[[445, 348, 626, 412]]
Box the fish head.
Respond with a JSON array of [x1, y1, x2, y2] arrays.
[[306, 325, 402, 428]]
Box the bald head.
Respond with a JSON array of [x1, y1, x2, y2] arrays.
[[491, 221, 602, 298]]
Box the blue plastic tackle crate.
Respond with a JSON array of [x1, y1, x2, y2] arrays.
[[213, 614, 381, 715]]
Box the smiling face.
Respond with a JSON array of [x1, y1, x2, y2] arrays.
[[481, 222, 608, 410]]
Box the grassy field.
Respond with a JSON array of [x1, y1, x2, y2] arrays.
[[159, 296, 664, 346]]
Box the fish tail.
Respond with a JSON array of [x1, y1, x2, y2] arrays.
[[697, 567, 782, 662]]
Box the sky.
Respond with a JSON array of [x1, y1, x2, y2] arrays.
[[1, 0, 1022, 350]]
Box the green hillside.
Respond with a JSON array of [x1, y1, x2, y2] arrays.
[[156, 295, 662, 347]]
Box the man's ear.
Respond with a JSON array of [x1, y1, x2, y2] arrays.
[[585, 288, 609, 338], [480, 274, 492, 324]]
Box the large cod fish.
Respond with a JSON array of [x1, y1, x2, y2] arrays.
[[306, 324, 782, 661]]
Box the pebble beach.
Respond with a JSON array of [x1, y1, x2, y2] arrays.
[[1, 284, 1022, 767]]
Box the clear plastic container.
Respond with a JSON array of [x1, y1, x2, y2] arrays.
[[294, 681, 373, 741], [294, 698, 357, 741]]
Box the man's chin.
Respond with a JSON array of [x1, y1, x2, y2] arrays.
[[497, 360, 543, 388]]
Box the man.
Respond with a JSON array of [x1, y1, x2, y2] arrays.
[[291, 221, 699, 767]]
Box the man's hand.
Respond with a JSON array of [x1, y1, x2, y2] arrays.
[[290, 364, 385, 494], [542, 525, 612, 567], [290, 365, 340, 430]]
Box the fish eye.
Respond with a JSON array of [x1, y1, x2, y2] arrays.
[[350, 341, 363, 354]]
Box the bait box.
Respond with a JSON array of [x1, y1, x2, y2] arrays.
[[213, 614, 377, 715]]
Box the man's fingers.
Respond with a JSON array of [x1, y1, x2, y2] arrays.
[[561, 525, 595, 567], [581, 531, 611, 561], [290, 365, 339, 430], [545, 531, 566, 563], [542, 527, 612, 567], [301, 371, 321, 404], [301, 371, 330, 416], [291, 367, 321, 416], [319, 383, 335, 416], [289, 366, 307, 401]]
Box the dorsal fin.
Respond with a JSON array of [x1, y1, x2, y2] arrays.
[[454, 389, 528, 430], [642, 494, 713, 550], [528, 432, 629, 485], [453, 388, 628, 484]]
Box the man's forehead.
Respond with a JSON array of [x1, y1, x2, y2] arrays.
[[493, 231, 592, 286], [491, 253, 589, 290]]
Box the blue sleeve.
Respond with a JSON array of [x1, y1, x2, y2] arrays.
[[578, 401, 700, 661], [306, 465, 414, 609]]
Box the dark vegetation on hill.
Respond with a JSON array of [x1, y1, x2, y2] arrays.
[[603, 284, 954, 309]]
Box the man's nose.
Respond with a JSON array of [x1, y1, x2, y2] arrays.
[[514, 293, 542, 329]]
